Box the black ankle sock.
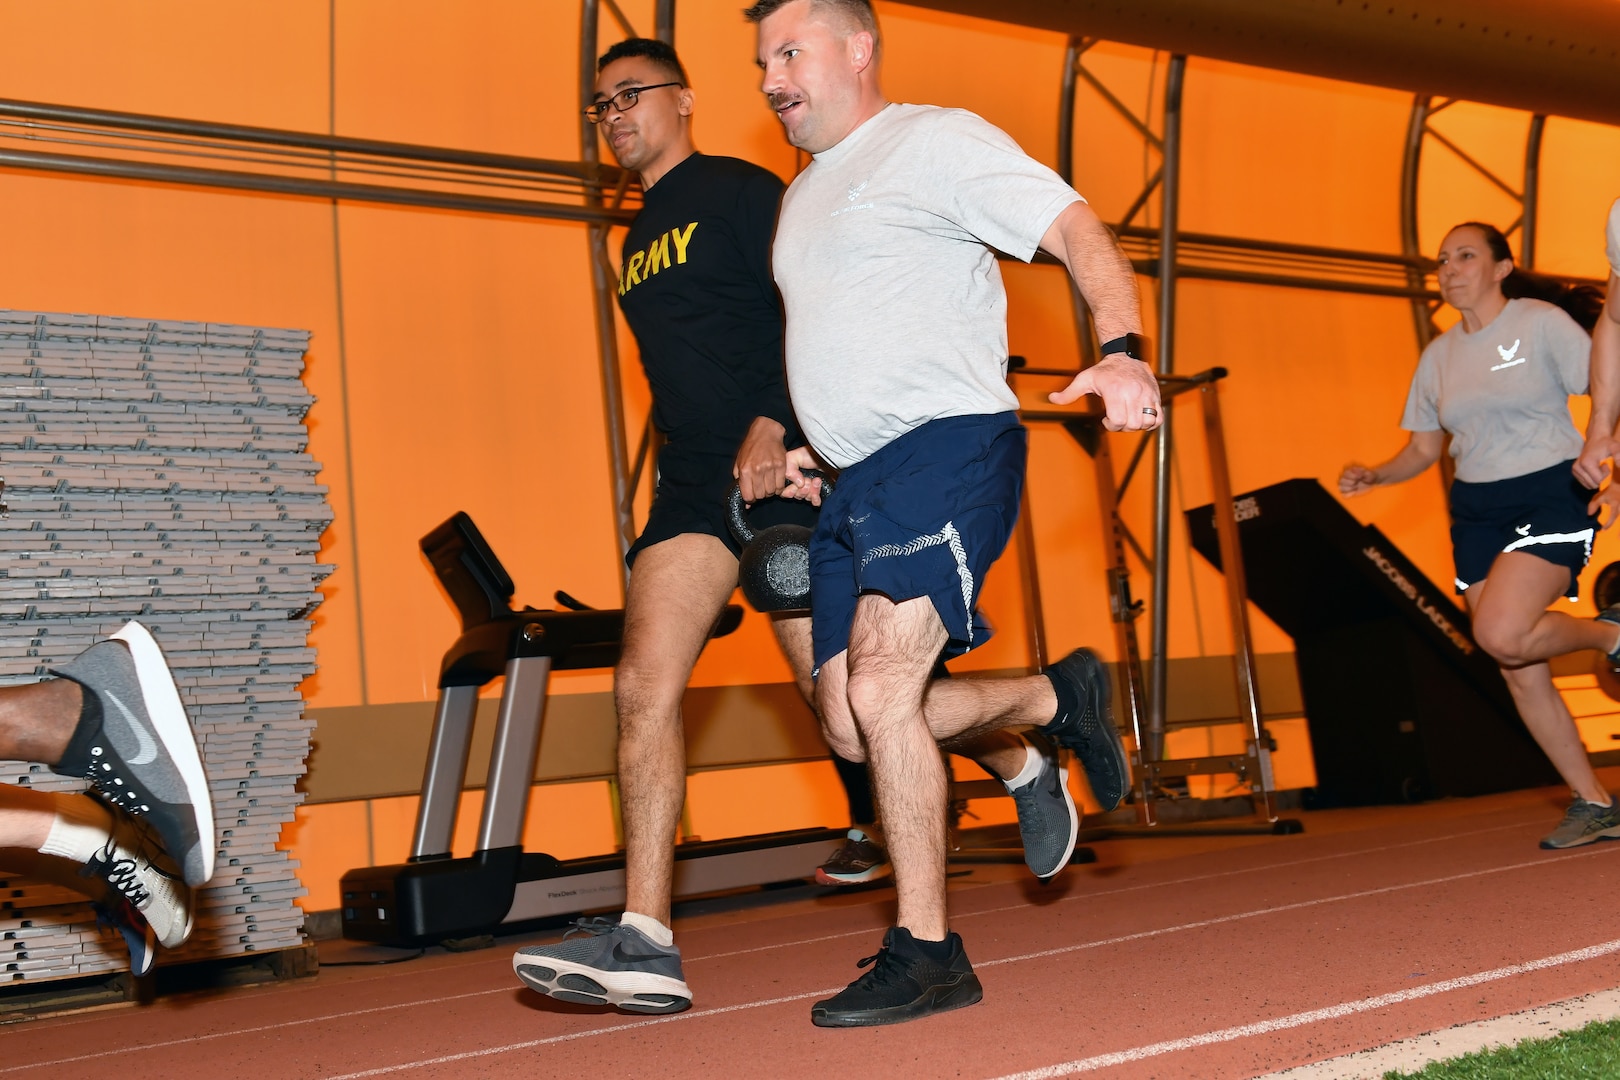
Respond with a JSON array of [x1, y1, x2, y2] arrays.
[[902, 932, 956, 963], [51, 676, 103, 773], [1043, 668, 1079, 727]]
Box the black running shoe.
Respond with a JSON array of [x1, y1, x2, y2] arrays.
[[1038, 648, 1130, 812], [811, 927, 983, 1028], [52, 622, 215, 887]]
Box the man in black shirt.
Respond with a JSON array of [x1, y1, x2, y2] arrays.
[[511, 38, 883, 1015]]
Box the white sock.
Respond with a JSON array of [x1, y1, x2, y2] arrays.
[[38, 794, 114, 864], [620, 910, 674, 948], [851, 823, 884, 846], [1002, 740, 1044, 791]]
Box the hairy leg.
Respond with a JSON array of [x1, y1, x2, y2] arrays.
[[617, 533, 741, 925], [1469, 557, 1609, 804], [774, 615, 879, 828], [927, 678, 1052, 780], [771, 614, 815, 706], [844, 594, 950, 939], [815, 624, 1049, 782]]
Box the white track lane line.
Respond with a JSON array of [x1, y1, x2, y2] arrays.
[[1, 816, 1584, 1076], [690, 817, 1545, 963], [215, 844, 1620, 1079], [979, 939, 1620, 1080], [0, 987, 512, 1075], [978, 844, 1619, 969]]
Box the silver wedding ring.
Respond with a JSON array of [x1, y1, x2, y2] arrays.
[[1142, 407, 1158, 417]]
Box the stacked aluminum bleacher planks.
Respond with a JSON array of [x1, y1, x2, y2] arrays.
[[0, 310, 332, 982]]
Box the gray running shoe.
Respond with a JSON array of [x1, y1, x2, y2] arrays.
[[512, 917, 691, 1013], [1038, 648, 1131, 812], [1540, 799, 1620, 850], [53, 622, 215, 886], [1007, 734, 1079, 881], [816, 829, 892, 886], [83, 809, 194, 950]]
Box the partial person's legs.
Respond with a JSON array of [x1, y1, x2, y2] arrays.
[[843, 596, 950, 938], [773, 615, 891, 885], [0, 622, 215, 887], [1471, 553, 1620, 664], [513, 533, 738, 1014], [0, 784, 193, 971], [809, 598, 984, 1028], [1468, 553, 1620, 847], [615, 534, 741, 928], [0, 678, 81, 762]]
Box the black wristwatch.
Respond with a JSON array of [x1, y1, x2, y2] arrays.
[[1099, 333, 1148, 361]]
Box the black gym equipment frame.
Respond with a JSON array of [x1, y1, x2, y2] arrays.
[[339, 512, 843, 947]]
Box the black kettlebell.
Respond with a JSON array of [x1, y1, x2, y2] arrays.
[[727, 470, 831, 613]]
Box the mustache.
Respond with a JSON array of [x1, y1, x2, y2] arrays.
[[767, 92, 802, 110]]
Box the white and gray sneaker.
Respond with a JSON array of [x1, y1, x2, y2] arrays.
[[1007, 733, 1081, 881], [513, 917, 691, 1014], [52, 621, 215, 887], [83, 810, 194, 950]]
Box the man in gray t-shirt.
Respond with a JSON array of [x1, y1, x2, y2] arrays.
[[748, 0, 1159, 1028]]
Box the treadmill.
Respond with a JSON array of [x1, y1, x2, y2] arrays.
[[339, 512, 844, 946]]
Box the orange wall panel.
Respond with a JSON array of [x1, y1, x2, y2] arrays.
[[3, 3, 1619, 871]]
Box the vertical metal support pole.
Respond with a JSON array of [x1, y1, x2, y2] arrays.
[[1057, 37, 1079, 186], [1522, 114, 1546, 270], [1198, 383, 1276, 821], [1056, 37, 1099, 373], [478, 656, 555, 852], [1013, 487, 1048, 671], [654, 0, 675, 43], [410, 683, 480, 858], [1400, 95, 1436, 353], [1146, 55, 1184, 762], [581, 0, 635, 590], [1087, 426, 1154, 825]]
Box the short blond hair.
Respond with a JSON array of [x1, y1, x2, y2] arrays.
[[743, 0, 878, 42]]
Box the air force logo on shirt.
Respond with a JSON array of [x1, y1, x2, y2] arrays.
[[1490, 338, 1526, 372], [831, 178, 875, 218]]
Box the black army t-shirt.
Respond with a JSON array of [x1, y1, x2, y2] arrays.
[[616, 152, 803, 454]]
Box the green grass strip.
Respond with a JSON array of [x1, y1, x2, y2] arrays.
[[1382, 1016, 1620, 1079]]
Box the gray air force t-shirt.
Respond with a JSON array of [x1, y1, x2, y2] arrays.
[[1401, 297, 1591, 483], [772, 103, 1082, 470]]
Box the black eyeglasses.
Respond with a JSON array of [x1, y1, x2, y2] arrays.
[[584, 83, 682, 124]]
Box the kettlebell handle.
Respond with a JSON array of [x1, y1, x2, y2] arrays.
[[726, 468, 831, 546]]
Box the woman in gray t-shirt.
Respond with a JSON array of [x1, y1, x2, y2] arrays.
[[1340, 221, 1618, 850]]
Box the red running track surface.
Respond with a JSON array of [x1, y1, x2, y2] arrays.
[[5, 780, 1619, 1080]]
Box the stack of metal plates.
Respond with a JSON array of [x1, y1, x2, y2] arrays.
[[0, 310, 332, 981]]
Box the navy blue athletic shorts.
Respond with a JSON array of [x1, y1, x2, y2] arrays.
[[808, 412, 1026, 673], [1449, 458, 1596, 600], [626, 440, 818, 569]]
